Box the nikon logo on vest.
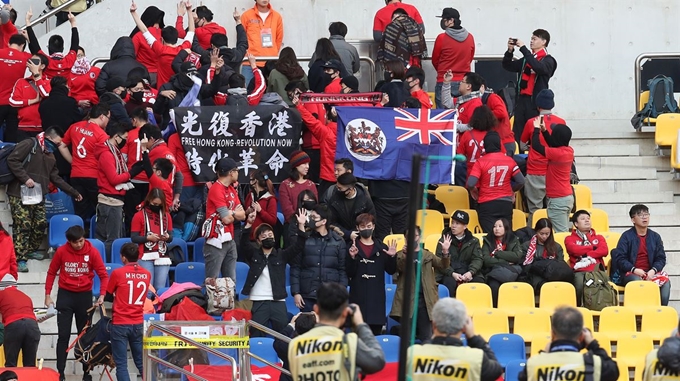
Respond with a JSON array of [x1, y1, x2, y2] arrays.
[[536, 365, 586, 381], [295, 336, 345, 381], [653, 360, 680, 378], [413, 357, 470, 379]]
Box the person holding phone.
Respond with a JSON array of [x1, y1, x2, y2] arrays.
[[8, 53, 51, 141]]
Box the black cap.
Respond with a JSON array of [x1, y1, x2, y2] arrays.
[[340, 76, 359, 91], [215, 157, 241, 173], [436, 7, 460, 20], [321, 59, 342, 71], [180, 61, 198, 75], [105, 76, 126, 92], [451, 210, 470, 225]]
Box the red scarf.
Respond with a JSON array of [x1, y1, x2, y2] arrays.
[[520, 48, 547, 96], [491, 239, 506, 257]]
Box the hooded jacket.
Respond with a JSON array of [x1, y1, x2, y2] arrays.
[[130, 6, 166, 73], [39, 84, 81, 133], [432, 27, 475, 82], [531, 124, 574, 199], [153, 72, 221, 128], [45, 239, 108, 294], [99, 91, 132, 126], [96, 37, 150, 95]]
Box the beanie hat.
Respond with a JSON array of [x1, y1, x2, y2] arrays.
[[483, 131, 502, 153], [535, 89, 555, 110], [289, 150, 310, 169], [0, 274, 17, 290], [106, 76, 126, 92], [550, 124, 572, 147]]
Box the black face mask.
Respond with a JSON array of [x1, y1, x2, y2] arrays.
[[148, 204, 162, 213], [336, 188, 351, 198], [359, 229, 373, 239], [306, 220, 319, 230], [178, 74, 194, 87], [130, 91, 144, 103], [261, 238, 276, 249], [302, 200, 316, 210], [117, 137, 127, 149]]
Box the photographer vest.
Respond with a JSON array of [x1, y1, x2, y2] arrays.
[[407, 343, 483, 380], [288, 325, 358, 381], [527, 351, 602, 381], [643, 349, 680, 381]]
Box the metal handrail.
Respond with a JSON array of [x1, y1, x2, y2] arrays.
[[19, 0, 80, 30], [147, 353, 209, 381], [633, 52, 680, 111], [247, 320, 291, 377]]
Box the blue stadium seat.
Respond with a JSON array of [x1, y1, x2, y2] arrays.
[[168, 239, 188, 263], [438, 284, 450, 299], [87, 238, 106, 264], [488, 333, 526, 368], [192, 237, 205, 262], [505, 360, 526, 381], [144, 314, 163, 321], [249, 337, 279, 367], [385, 272, 393, 285], [157, 287, 170, 296], [277, 212, 284, 224], [93, 263, 122, 297], [235, 262, 250, 294], [111, 238, 133, 264], [285, 286, 300, 315], [49, 214, 83, 248], [385, 284, 396, 318], [89, 215, 96, 239], [174, 262, 206, 286], [376, 335, 400, 363], [285, 264, 290, 287]]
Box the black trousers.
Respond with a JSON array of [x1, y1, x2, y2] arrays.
[[250, 300, 288, 337], [56, 288, 92, 375], [4, 318, 41, 367], [0, 105, 19, 143], [478, 199, 514, 234], [16, 130, 39, 142], [374, 198, 408, 243], [124, 182, 149, 235], [71, 177, 99, 227], [512, 95, 539, 143], [391, 296, 431, 342]]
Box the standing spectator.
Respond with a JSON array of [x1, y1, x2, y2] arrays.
[[373, 0, 424, 42], [311, 22, 360, 75], [38, 76, 81, 136], [565, 210, 609, 306], [7, 128, 81, 272], [347, 214, 397, 335], [96, 36, 150, 95], [203, 158, 246, 281], [404, 66, 432, 108], [278, 150, 318, 221], [145, 157, 176, 211], [241, 209, 307, 336], [290, 205, 347, 312], [368, 175, 409, 243], [326, 173, 376, 239], [531, 121, 574, 233], [503, 30, 557, 143], [50, 0, 86, 27], [45, 225, 107, 381], [139, 124, 183, 207], [0, 222, 17, 281], [25, 10, 79, 79], [443, 71, 482, 130], [187, 9, 249, 74], [307, 38, 348, 93], [121, 108, 152, 225], [432, 8, 474, 109], [244, 169, 278, 241], [274, 313, 317, 381], [467, 132, 524, 233], [321, 60, 343, 94], [287, 82, 322, 182], [611, 204, 671, 306], [457, 105, 494, 182], [267, 47, 309, 105], [130, 6, 165, 87], [0, 275, 40, 368], [177, 5, 225, 50], [240, 0, 284, 87], [521, 218, 568, 294], [379, 60, 410, 108], [167, 132, 202, 205], [520, 89, 566, 226], [391, 227, 450, 342], [322, 159, 369, 204], [69, 47, 101, 110], [0, 5, 18, 49], [105, 242, 151, 381], [480, 77, 516, 155], [124, 78, 157, 115], [58, 104, 111, 224], [130, 188, 172, 292], [376, 8, 426, 68], [9, 53, 51, 141], [481, 218, 524, 306], [0, 33, 30, 143], [99, 77, 132, 126], [284, 190, 318, 248]]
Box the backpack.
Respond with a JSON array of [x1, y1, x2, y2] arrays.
[[72, 307, 115, 372], [631, 75, 679, 129], [582, 270, 617, 311], [205, 277, 236, 314], [0, 140, 38, 185], [482, 82, 516, 117]]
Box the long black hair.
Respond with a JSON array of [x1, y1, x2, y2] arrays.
[[492, 218, 513, 245], [534, 218, 558, 256]]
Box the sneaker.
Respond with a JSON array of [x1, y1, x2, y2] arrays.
[[26, 251, 45, 260], [17, 261, 28, 273]]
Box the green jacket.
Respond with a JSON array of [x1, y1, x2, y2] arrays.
[[435, 230, 483, 282], [267, 69, 310, 106], [481, 235, 524, 273]]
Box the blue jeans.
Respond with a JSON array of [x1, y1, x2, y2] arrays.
[[111, 324, 144, 381], [241, 66, 254, 89], [138, 260, 170, 291], [435, 81, 461, 109], [623, 274, 671, 306]]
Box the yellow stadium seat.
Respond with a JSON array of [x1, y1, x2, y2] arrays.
[[615, 333, 654, 365], [514, 141, 520, 155], [415, 209, 444, 239], [638, 91, 657, 124], [498, 282, 535, 316], [633, 361, 646, 381], [531, 209, 549, 227], [457, 283, 493, 316], [654, 113, 680, 147], [530, 334, 552, 356], [616, 360, 630, 381], [577, 307, 595, 332], [539, 282, 577, 309], [604, 257, 625, 294], [672, 140, 680, 170], [601, 232, 621, 254], [592, 332, 612, 356], [472, 308, 509, 339], [435, 185, 470, 214], [641, 306, 679, 342], [553, 232, 570, 262], [514, 308, 552, 342], [428, 92, 435, 106], [424, 234, 440, 253], [472, 233, 486, 246], [598, 306, 637, 334], [512, 209, 527, 230], [585, 208, 610, 233], [460, 209, 483, 233], [623, 281, 661, 313], [510, 115, 515, 129], [572, 184, 593, 210], [383, 234, 405, 251]]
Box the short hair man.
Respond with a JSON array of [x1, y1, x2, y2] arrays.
[[288, 282, 385, 380], [327, 173, 376, 239], [444, 71, 484, 132], [611, 204, 671, 305], [642, 319, 680, 379], [322, 158, 368, 204], [274, 312, 318, 381], [314, 21, 360, 74], [373, 0, 424, 42], [519, 306, 619, 381], [240, 0, 284, 87], [404, 66, 431, 108], [9, 53, 51, 140], [407, 298, 502, 381]]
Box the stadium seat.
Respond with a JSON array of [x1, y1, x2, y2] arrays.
[[383, 234, 405, 250], [623, 280, 661, 313], [552, 232, 570, 262], [585, 208, 610, 233], [192, 237, 205, 262], [472, 233, 486, 246], [49, 214, 84, 248], [456, 283, 492, 316], [616, 361, 630, 381], [93, 263, 122, 297], [415, 209, 444, 238], [531, 209, 548, 226], [434, 185, 469, 214], [385, 284, 396, 318], [641, 306, 679, 342], [157, 287, 169, 296], [384, 271, 393, 285], [174, 262, 206, 286], [285, 286, 300, 316], [249, 337, 279, 367], [488, 334, 526, 367], [89, 215, 96, 239], [604, 257, 625, 294], [144, 314, 164, 321], [167, 239, 188, 266], [87, 238, 106, 263], [235, 262, 250, 294], [505, 360, 526, 381], [111, 238, 133, 264], [592, 332, 612, 355], [654, 113, 680, 147], [460, 209, 483, 233], [472, 308, 509, 339], [277, 212, 284, 224], [598, 306, 636, 334], [376, 335, 400, 363], [438, 284, 449, 299], [513, 309, 552, 342], [285, 264, 290, 287], [572, 184, 593, 210], [638, 91, 657, 124], [615, 333, 654, 365], [601, 232, 621, 254], [427, 92, 435, 106], [576, 308, 595, 332], [539, 282, 577, 309], [672, 139, 680, 170], [497, 282, 535, 316], [512, 209, 527, 230], [424, 234, 440, 253], [530, 334, 552, 356]]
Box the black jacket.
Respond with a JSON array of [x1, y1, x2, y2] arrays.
[[502, 45, 557, 101], [153, 73, 221, 128], [379, 80, 411, 108], [240, 226, 307, 300], [98, 92, 132, 126], [190, 24, 249, 74], [327, 186, 376, 239], [425, 336, 503, 381], [38, 85, 81, 177], [290, 229, 348, 299], [96, 37, 150, 95], [347, 240, 397, 325], [171, 49, 234, 94], [519, 339, 619, 381]]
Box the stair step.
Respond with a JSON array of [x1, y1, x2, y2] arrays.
[[583, 179, 661, 194], [576, 156, 671, 171], [579, 166, 658, 180], [592, 191, 674, 203], [596, 203, 677, 216], [573, 144, 641, 157], [607, 213, 680, 228]]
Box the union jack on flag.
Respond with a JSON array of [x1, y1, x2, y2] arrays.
[[394, 108, 457, 145]]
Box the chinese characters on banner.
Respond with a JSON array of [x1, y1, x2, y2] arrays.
[[172, 105, 302, 183]]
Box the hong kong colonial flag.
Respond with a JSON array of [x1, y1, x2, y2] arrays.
[[336, 107, 457, 184]]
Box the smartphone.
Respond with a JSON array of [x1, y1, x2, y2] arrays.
[[539, 115, 544, 126], [510, 38, 518, 45], [29, 58, 41, 66]]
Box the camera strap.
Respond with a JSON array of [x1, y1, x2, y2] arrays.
[[342, 334, 359, 381], [582, 352, 595, 381]]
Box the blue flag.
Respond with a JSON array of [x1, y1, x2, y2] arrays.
[[336, 107, 457, 184]]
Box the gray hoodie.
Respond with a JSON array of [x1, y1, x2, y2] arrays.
[[446, 27, 469, 42]]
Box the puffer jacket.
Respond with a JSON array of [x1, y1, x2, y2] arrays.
[[481, 234, 524, 273], [289, 229, 347, 299], [435, 229, 484, 282], [96, 37, 150, 95]]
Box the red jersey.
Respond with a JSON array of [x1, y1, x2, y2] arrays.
[[148, 142, 177, 185], [9, 77, 51, 130], [196, 23, 227, 50], [206, 181, 241, 240], [432, 33, 475, 82], [0, 287, 36, 326], [39, 49, 77, 79], [63, 121, 109, 179], [106, 263, 151, 325], [96, 142, 131, 197], [45, 240, 108, 294], [148, 33, 192, 88], [521, 114, 566, 175], [411, 89, 432, 109], [0, 48, 32, 105], [132, 27, 161, 73], [469, 152, 520, 203], [167, 133, 197, 187], [373, 3, 423, 33], [456, 129, 487, 176], [149, 174, 173, 209], [68, 67, 101, 106], [121, 127, 148, 182], [544, 145, 574, 199], [457, 97, 482, 125]]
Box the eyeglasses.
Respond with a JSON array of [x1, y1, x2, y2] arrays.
[[635, 212, 650, 218]]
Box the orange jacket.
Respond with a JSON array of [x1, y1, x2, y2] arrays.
[[240, 4, 284, 66]]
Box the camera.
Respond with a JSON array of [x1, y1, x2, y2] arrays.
[[344, 304, 357, 328], [511, 38, 518, 45]]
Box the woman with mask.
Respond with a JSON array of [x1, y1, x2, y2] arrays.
[[481, 218, 524, 306], [284, 190, 317, 248], [130, 187, 173, 290], [379, 59, 410, 107], [521, 218, 571, 294], [68, 47, 100, 111], [124, 73, 158, 116], [244, 169, 278, 241], [347, 213, 397, 335]]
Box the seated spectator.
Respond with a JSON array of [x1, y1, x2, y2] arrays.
[[0, 274, 40, 368], [244, 169, 278, 241], [379, 60, 411, 108], [99, 76, 132, 126], [377, 8, 426, 68], [241, 209, 307, 336], [481, 218, 524, 306], [25, 10, 78, 78], [130, 5, 166, 87], [267, 47, 309, 106], [39, 76, 81, 136], [273, 312, 317, 381], [391, 226, 450, 342], [444, 71, 482, 131], [9, 53, 51, 141], [322, 158, 367, 204], [277, 151, 318, 222], [326, 173, 375, 240], [521, 218, 569, 294], [457, 105, 495, 182], [312, 22, 360, 75], [564, 210, 609, 306], [0, 33, 31, 143], [611, 204, 671, 306], [435, 210, 484, 297], [308, 38, 348, 93], [403, 66, 431, 108], [97, 36, 150, 95], [68, 47, 100, 110], [178, 5, 225, 50], [432, 7, 474, 108], [373, 0, 424, 42], [214, 54, 264, 106]]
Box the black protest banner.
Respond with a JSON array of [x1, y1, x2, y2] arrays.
[[172, 105, 302, 183]]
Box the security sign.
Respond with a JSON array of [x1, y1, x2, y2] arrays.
[[143, 335, 249, 349]]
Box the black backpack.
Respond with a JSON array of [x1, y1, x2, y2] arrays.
[[631, 75, 679, 129], [0, 140, 38, 185], [73, 307, 115, 372], [482, 81, 516, 117]]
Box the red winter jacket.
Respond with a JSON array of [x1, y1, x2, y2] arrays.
[[9, 76, 51, 130], [0, 47, 32, 105], [96, 142, 131, 198], [244, 191, 278, 240], [45, 239, 108, 294], [0, 232, 18, 281], [299, 103, 324, 149], [485, 93, 515, 145], [432, 32, 475, 82], [298, 103, 337, 182], [564, 229, 609, 272]]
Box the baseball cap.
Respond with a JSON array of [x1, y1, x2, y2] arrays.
[[180, 61, 198, 75], [321, 59, 342, 71], [215, 157, 241, 173], [451, 210, 470, 225]]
